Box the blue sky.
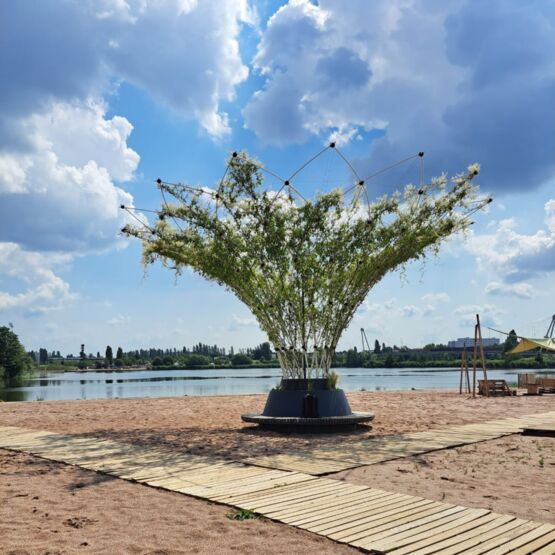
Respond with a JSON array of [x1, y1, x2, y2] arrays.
[[1, 0, 554, 354]]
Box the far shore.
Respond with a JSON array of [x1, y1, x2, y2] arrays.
[[27, 362, 555, 373]]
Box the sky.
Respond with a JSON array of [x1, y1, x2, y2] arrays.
[[1, 0, 554, 355]]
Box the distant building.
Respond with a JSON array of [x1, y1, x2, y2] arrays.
[[447, 337, 500, 348]]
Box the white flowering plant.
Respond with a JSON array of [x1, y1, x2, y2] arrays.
[[123, 152, 488, 380]]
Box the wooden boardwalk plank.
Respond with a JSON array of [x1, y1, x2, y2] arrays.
[[405, 514, 517, 555], [429, 518, 529, 555], [372, 511, 501, 555], [482, 524, 555, 555]]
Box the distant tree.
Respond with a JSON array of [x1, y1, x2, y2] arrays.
[[39, 348, 49, 364], [0, 326, 32, 384], [382, 342, 386, 352], [346, 348, 361, 367], [96, 351, 101, 359], [374, 340, 381, 354], [186, 354, 211, 368], [116, 347, 123, 360], [231, 353, 252, 366], [214, 356, 231, 367], [105, 346, 113, 366], [77, 360, 87, 369], [252, 341, 272, 360], [114, 358, 124, 368], [152, 357, 163, 367], [80, 344, 86, 359], [503, 330, 518, 353]]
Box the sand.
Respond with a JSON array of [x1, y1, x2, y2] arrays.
[[0, 390, 554, 459], [335, 435, 555, 524], [1, 390, 554, 553], [0, 450, 357, 555]]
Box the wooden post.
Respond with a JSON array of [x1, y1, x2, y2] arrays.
[[472, 321, 478, 398], [459, 343, 470, 394], [476, 314, 489, 396]]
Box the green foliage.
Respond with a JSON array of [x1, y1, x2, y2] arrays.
[[39, 348, 49, 364], [116, 347, 124, 360], [226, 509, 261, 521], [326, 370, 339, 390], [252, 341, 272, 360], [0, 326, 32, 385], [503, 330, 518, 353], [231, 353, 253, 366], [105, 345, 113, 365], [186, 354, 211, 367], [125, 153, 486, 380]]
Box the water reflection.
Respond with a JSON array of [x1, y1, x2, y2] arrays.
[[0, 367, 522, 403]]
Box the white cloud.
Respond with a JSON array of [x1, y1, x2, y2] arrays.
[[1, 0, 252, 139], [0, 101, 138, 253], [400, 304, 419, 317], [465, 199, 555, 284], [454, 303, 504, 328], [422, 304, 436, 316], [0, 243, 76, 314], [485, 281, 533, 299], [231, 314, 258, 327], [108, 314, 130, 326], [422, 292, 450, 304], [384, 297, 396, 309], [244, 0, 555, 192]]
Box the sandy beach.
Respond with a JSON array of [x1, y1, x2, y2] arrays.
[[1, 390, 554, 554]]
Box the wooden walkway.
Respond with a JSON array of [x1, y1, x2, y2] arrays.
[[1, 412, 555, 554], [244, 411, 555, 475]]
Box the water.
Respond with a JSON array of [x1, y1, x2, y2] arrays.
[[0, 367, 526, 402]]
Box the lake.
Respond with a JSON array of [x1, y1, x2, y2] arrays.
[[0, 367, 527, 402]]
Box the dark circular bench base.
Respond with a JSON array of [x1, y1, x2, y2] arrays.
[[241, 412, 375, 433]]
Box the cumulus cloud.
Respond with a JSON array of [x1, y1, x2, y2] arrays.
[[1, 0, 252, 139], [422, 292, 450, 304], [400, 304, 419, 318], [0, 243, 76, 314], [465, 199, 555, 285], [485, 281, 533, 299], [0, 101, 138, 253], [108, 314, 130, 326], [229, 314, 258, 331], [454, 303, 504, 328], [244, 0, 555, 192]]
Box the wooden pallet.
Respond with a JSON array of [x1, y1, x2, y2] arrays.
[[0, 422, 554, 554]]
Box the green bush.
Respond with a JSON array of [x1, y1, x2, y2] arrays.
[[231, 353, 252, 366]]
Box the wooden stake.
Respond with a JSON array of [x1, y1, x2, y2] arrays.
[[472, 322, 478, 398], [476, 314, 489, 397], [472, 314, 489, 398], [459, 343, 470, 394]]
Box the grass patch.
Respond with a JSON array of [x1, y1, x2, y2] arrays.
[[226, 509, 261, 521]]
